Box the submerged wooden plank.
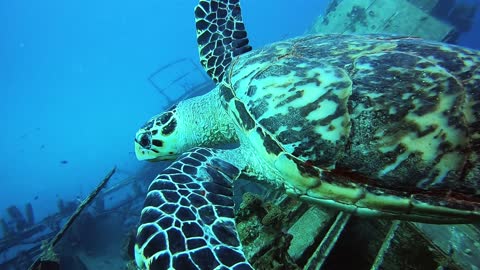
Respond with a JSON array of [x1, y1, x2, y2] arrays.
[[304, 212, 351, 270], [413, 223, 480, 270], [370, 220, 400, 270]]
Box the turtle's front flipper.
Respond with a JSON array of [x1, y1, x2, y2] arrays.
[[195, 0, 252, 82], [135, 147, 252, 270]]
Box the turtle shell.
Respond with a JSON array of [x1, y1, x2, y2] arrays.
[[219, 34, 480, 222]]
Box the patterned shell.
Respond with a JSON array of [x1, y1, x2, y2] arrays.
[[219, 34, 480, 212]]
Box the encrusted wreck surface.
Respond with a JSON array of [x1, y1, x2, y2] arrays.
[[309, 0, 455, 42], [236, 189, 480, 270]]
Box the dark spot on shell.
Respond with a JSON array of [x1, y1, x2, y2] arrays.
[[257, 127, 282, 155], [220, 85, 234, 102], [275, 90, 303, 108], [246, 85, 257, 97], [234, 100, 255, 130]]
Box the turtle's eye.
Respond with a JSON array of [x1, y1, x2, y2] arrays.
[[139, 133, 151, 148]]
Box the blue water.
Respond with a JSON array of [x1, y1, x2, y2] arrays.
[[1, 0, 480, 235], [0, 0, 327, 225], [458, 7, 480, 47]]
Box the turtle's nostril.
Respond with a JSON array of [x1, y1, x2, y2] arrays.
[[139, 133, 151, 148]]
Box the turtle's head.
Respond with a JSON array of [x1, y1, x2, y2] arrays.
[[134, 108, 180, 161]]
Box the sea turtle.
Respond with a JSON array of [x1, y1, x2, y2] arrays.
[[133, 0, 480, 269]]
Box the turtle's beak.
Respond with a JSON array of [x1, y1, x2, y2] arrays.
[[134, 140, 151, 161], [134, 139, 178, 161], [134, 133, 158, 161]]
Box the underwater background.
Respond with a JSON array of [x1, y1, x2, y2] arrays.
[[1, 0, 480, 269], [1, 0, 328, 223]]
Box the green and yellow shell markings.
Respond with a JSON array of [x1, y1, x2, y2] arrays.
[[219, 45, 359, 200], [348, 49, 470, 188], [228, 46, 353, 167]]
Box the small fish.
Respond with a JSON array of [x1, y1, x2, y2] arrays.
[[60, 160, 68, 164], [34, 195, 39, 200]]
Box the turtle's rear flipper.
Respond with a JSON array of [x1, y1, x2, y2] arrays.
[[195, 0, 252, 82], [135, 147, 252, 270]]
